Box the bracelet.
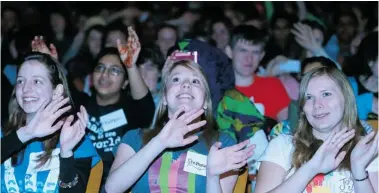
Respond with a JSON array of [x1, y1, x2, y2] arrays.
[[353, 171, 369, 182], [58, 174, 79, 188]]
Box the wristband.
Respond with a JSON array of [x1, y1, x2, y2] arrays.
[[354, 171, 369, 182]]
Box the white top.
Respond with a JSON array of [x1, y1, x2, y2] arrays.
[[259, 134, 378, 193]]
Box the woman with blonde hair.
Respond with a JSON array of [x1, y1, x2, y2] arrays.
[[105, 59, 255, 193], [255, 65, 378, 193]]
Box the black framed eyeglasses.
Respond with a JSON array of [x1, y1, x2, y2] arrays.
[[94, 64, 125, 76]]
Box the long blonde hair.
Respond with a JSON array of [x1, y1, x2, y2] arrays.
[[143, 60, 218, 148], [3, 52, 74, 168], [292, 66, 364, 170]]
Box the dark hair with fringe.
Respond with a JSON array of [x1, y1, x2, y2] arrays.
[[231, 25, 267, 48]]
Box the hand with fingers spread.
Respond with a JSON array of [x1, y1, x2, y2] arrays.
[[117, 26, 141, 68], [291, 23, 322, 55], [207, 140, 255, 176], [59, 105, 89, 158], [156, 107, 207, 149], [17, 96, 72, 143], [350, 131, 378, 175], [31, 36, 59, 60], [307, 128, 356, 174]]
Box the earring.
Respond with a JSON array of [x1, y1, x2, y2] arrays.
[[203, 105, 207, 110]]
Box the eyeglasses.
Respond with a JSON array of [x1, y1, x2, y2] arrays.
[[94, 64, 125, 76]]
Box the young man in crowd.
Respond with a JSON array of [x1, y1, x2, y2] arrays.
[[231, 25, 291, 122]]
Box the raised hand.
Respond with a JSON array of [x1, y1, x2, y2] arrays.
[[307, 128, 355, 174], [59, 105, 89, 158], [31, 36, 58, 60], [207, 140, 255, 176], [266, 55, 290, 76], [117, 26, 141, 68], [17, 95, 71, 143], [291, 23, 322, 54], [352, 6, 368, 34], [156, 107, 207, 149], [350, 131, 378, 173]]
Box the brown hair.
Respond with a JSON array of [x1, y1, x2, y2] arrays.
[[3, 52, 74, 168], [292, 66, 364, 171], [142, 60, 218, 148]]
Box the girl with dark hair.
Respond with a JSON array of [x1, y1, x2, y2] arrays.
[[83, 27, 155, 188]]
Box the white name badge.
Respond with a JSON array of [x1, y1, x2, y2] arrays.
[[100, 109, 127, 132], [247, 130, 268, 162], [183, 151, 207, 176]]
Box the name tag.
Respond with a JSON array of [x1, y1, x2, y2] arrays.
[[183, 151, 207, 176], [100, 109, 127, 132]]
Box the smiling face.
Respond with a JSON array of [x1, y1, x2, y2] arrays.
[[92, 54, 126, 97], [164, 65, 207, 117], [15, 60, 54, 114], [303, 75, 345, 135]]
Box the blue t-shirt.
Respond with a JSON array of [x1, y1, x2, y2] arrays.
[[117, 129, 236, 193], [1, 134, 100, 193], [348, 77, 374, 120], [324, 35, 340, 62]]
